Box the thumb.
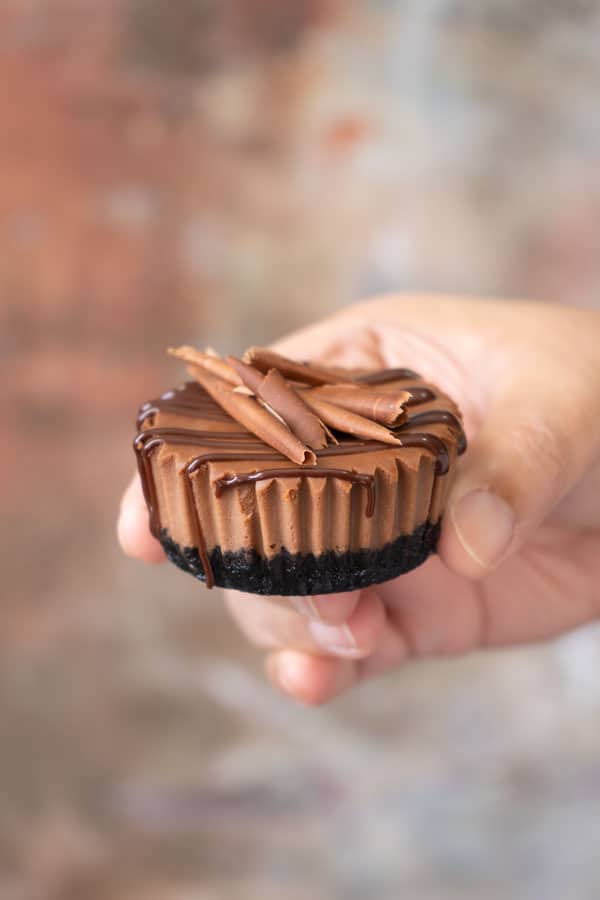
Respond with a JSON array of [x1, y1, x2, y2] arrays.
[[438, 364, 600, 579]]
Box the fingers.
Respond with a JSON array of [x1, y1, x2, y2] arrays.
[[278, 299, 600, 584], [265, 652, 359, 705], [223, 588, 361, 626], [117, 474, 166, 564], [226, 587, 386, 658], [439, 308, 600, 580], [286, 591, 362, 625], [264, 594, 412, 704], [376, 556, 486, 657]]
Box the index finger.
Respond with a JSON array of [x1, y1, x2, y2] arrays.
[[117, 474, 167, 564]]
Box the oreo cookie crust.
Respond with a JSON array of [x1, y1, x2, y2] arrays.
[[134, 350, 466, 595], [160, 519, 441, 595]]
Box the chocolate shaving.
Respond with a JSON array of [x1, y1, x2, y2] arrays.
[[228, 357, 329, 450], [225, 356, 264, 395], [310, 384, 410, 427], [170, 345, 413, 452], [187, 365, 316, 465], [243, 347, 346, 386], [301, 393, 402, 446], [319, 421, 339, 445], [260, 369, 330, 450], [169, 346, 241, 386]]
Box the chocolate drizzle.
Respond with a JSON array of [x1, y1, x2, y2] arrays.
[[404, 387, 437, 406], [401, 410, 467, 455], [134, 368, 467, 588], [135, 428, 272, 588], [355, 369, 436, 407], [215, 469, 375, 517], [134, 428, 378, 589], [357, 368, 419, 383], [137, 383, 233, 428]]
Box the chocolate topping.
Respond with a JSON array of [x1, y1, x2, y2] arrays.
[[187, 365, 316, 466], [353, 369, 437, 406], [225, 357, 264, 394], [174, 347, 437, 457], [356, 368, 420, 384], [309, 384, 410, 427], [227, 357, 329, 450], [302, 392, 402, 445], [169, 346, 242, 386], [243, 347, 346, 385], [136, 382, 229, 426], [215, 468, 375, 518], [404, 387, 437, 406], [260, 369, 329, 449], [403, 409, 467, 455]]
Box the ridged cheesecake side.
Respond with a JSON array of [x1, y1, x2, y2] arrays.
[[134, 368, 466, 594]]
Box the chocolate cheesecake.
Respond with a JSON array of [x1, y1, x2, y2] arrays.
[[134, 347, 466, 595]]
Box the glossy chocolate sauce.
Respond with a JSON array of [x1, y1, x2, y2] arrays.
[[135, 428, 270, 588], [215, 468, 375, 517], [399, 410, 467, 455], [135, 371, 466, 587], [137, 383, 232, 428], [357, 368, 419, 383], [356, 369, 437, 406], [403, 387, 437, 406]]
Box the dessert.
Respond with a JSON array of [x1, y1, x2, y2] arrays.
[[134, 347, 466, 595]]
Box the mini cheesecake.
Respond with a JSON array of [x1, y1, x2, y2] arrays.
[[133, 348, 466, 595]]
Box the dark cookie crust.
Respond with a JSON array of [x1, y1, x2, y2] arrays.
[[159, 519, 441, 595]]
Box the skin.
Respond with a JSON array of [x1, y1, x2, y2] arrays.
[[118, 296, 600, 705]]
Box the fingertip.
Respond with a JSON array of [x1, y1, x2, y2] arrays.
[[117, 475, 166, 564], [439, 489, 515, 579], [288, 590, 362, 624], [307, 587, 386, 659], [265, 650, 357, 705]]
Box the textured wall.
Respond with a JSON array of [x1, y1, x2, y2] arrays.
[[2, 2, 600, 898]]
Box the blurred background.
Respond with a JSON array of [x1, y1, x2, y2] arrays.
[[3, 1, 600, 898]]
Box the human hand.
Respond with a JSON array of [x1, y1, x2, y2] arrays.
[[118, 296, 600, 704]]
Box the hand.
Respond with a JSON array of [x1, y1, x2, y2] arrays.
[[118, 296, 600, 704]]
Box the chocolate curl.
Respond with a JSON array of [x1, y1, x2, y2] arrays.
[[225, 356, 263, 394], [169, 346, 242, 387], [320, 421, 339, 445], [187, 365, 316, 466], [227, 357, 329, 450], [243, 347, 346, 386], [302, 393, 402, 446], [310, 384, 410, 427]]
